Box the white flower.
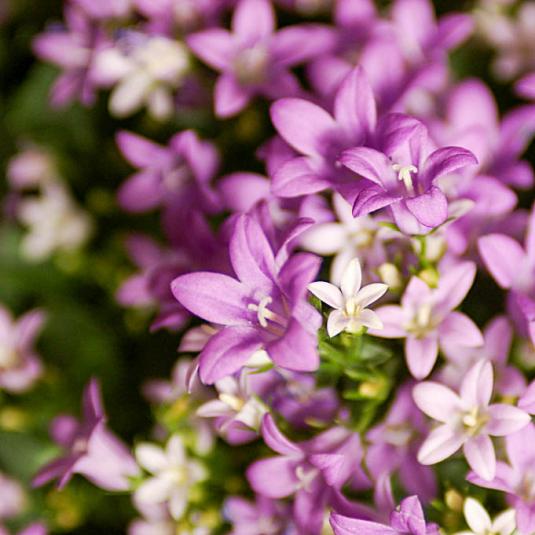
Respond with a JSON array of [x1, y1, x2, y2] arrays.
[[196, 373, 268, 433], [94, 35, 190, 119], [300, 194, 383, 286], [135, 435, 206, 521], [455, 498, 516, 535], [18, 183, 92, 261], [307, 257, 388, 337]]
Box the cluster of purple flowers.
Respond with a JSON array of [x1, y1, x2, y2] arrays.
[[6, 0, 534, 533]]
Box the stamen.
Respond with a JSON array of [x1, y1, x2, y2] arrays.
[[248, 297, 286, 329], [393, 163, 418, 194]]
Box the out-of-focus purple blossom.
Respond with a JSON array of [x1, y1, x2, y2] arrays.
[[93, 33, 191, 119], [366, 382, 436, 501], [0, 473, 25, 520], [33, 379, 139, 491], [271, 66, 423, 199], [187, 0, 335, 117], [171, 214, 322, 384], [308, 257, 388, 337], [33, 6, 107, 107], [6, 147, 58, 190], [224, 494, 291, 535], [72, 0, 131, 20], [0, 306, 45, 393], [330, 495, 439, 535], [371, 262, 482, 379], [116, 130, 220, 215], [517, 72, 535, 100], [468, 423, 535, 535], [441, 316, 526, 397], [413, 360, 530, 481], [247, 414, 369, 533], [0, 524, 47, 535]]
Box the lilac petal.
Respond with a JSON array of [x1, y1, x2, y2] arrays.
[[412, 381, 461, 422], [267, 319, 320, 372], [16, 309, 45, 350], [417, 424, 465, 464], [115, 131, 168, 168], [404, 187, 448, 228], [505, 424, 535, 471], [335, 0, 376, 25], [271, 98, 338, 158], [117, 171, 162, 212], [186, 29, 235, 70], [370, 306, 406, 338], [308, 282, 344, 309], [391, 495, 426, 535], [214, 74, 252, 118], [340, 147, 395, 187], [519, 380, 535, 414], [171, 272, 249, 325], [83, 378, 104, 421], [330, 513, 397, 535], [232, 0, 275, 41], [405, 336, 439, 379], [261, 413, 301, 456], [32, 457, 74, 488], [460, 360, 493, 408], [198, 327, 262, 384], [516, 502, 535, 535], [484, 315, 513, 364], [486, 404, 531, 436], [229, 215, 276, 290], [218, 172, 270, 212], [432, 13, 473, 50], [420, 146, 478, 188], [50, 415, 78, 447], [352, 184, 400, 218], [270, 25, 337, 67], [246, 457, 299, 498], [375, 113, 425, 155], [517, 72, 535, 100], [438, 312, 484, 348], [334, 66, 376, 140], [478, 234, 527, 289], [525, 203, 535, 263], [433, 261, 476, 316], [272, 157, 330, 197], [463, 435, 496, 481]]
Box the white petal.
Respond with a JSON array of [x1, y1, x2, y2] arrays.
[[355, 283, 389, 308], [196, 399, 233, 418], [341, 257, 362, 298], [307, 281, 344, 309], [300, 223, 347, 255], [359, 308, 383, 330], [135, 476, 174, 504], [166, 435, 185, 466], [169, 486, 187, 520], [491, 509, 516, 535], [135, 443, 168, 474], [417, 424, 465, 464], [327, 309, 349, 337], [214, 376, 239, 395], [109, 71, 152, 117], [464, 498, 492, 534]]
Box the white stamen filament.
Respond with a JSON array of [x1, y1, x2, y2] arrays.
[[393, 163, 418, 194], [295, 465, 319, 493], [248, 296, 286, 329]]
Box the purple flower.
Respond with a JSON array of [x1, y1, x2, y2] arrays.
[[33, 379, 139, 491], [270, 66, 422, 198], [186, 0, 334, 117], [467, 423, 535, 535], [366, 382, 437, 501], [413, 359, 530, 481], [341, 129, 477, 235], [371, 262, 482, 379], [32, 6, 106, 107], [517, 72, 535, 100], [247, 414, 367, 533], [0, 306, 45, 393], [0, 473, 25, 520], [171, 214, 322, 384], [330, 495, 439, 535], [224, 495, 291, 535], [116, 130, 220, 214]]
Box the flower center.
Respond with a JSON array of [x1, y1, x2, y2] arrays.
[[0, 345, 19, 370], [72, 437, 88, 455], [219, 393, 245, 412], [518, 470, 535, 502], [234, 45, 269, 85], [162, 162, 192, 192], [344, 296, 362, 318], [405, 303, 434, 338], [295, 465, 319, 493], [393, 163, 418, 195], [461, 407, 489, 436], [248, 296, 286, 332]]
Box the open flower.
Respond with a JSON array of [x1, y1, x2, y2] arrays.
[[413, 360, 531, 481], [455, 498, 516, 535], [371, 262, 483, 379], [308, 257, 388, 337], [135, 434, 206, 520]]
